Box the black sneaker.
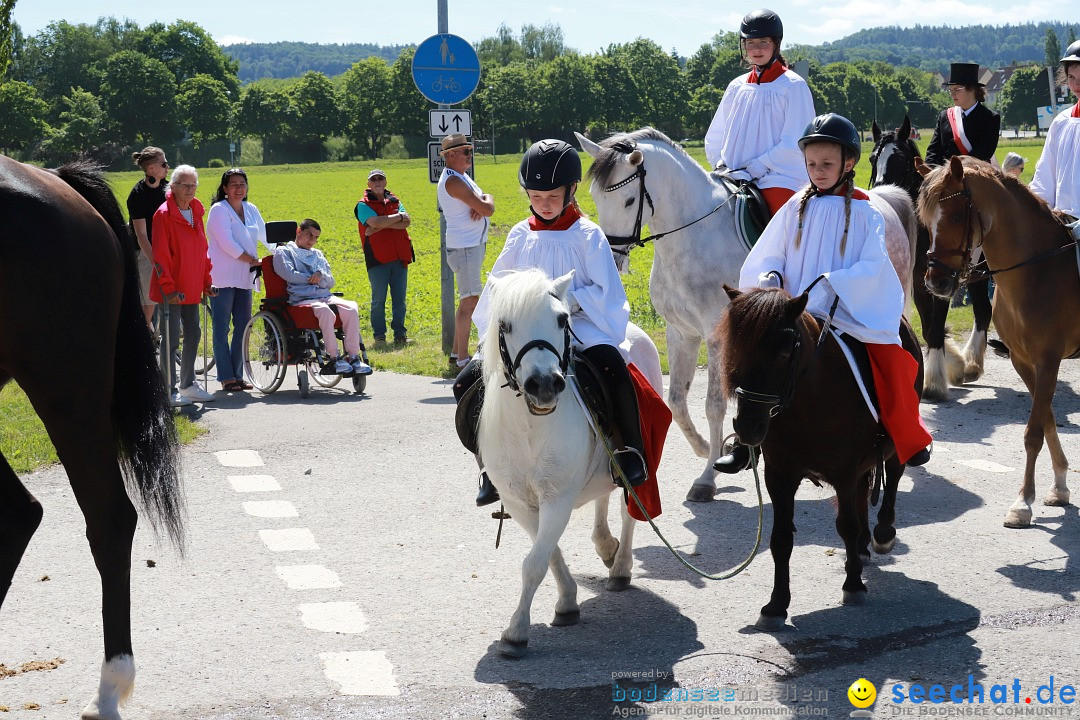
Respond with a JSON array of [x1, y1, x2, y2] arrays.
[[713, 444, 753, 474], [907, 446, 931, 467], [476, 472, 500, 506], [611, 447, 648, 487]]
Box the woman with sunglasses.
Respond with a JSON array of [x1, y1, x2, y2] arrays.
[[206, 168, 268, 392], [126, 147, 171, 330], [703, 8, 816, 218]]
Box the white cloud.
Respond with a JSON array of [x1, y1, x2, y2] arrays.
[[217, 34, 255, 46]]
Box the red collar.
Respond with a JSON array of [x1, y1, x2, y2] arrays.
[[1072, 101, 1080, 118], [528, 204, 582, 232], [748, 62, 786, 84]]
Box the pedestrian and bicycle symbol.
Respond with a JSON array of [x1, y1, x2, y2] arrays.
[[411, 34, 481, 105]]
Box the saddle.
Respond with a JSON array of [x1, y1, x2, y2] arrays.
[[714, 172, 769, 252], [833, 331, 880, 419], [454, 351, 617, 454]]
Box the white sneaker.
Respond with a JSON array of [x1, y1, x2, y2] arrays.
[[333, 357, 354, 375], [179, 382, 216, 402], [170, 392, 193, 408]]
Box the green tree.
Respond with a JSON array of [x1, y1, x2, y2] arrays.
[[387, 47, 429, 157], [178, 73, 231, 146], [0, 0, 16, 79], [476, 24, 524, 67], [520, 22, 565, 61], [589, 53, 636, 133], [484, 61, 536, 152], [141, 20, 240, 96], [235, 84, 294, 164], [998, 65, 1044, 133], [38, 87, 107, 162], [341, 57, 392, 159], [608, 38, 687, 135], [536, 53, 593, 138], [0, 80, 50, 153], [17, 21, 114, 105], [96, 50, 178, 145], [1045, 27, 1061, 69], [684, 84, 724, 138], [290, 71, 343, 144]]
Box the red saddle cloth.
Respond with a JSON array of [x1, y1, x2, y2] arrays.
[[626, 363, 672, 521], [260, 255, 342, 330]]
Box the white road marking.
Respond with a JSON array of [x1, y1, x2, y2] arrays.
[[228, 474, 281, 492], [298, 602, 369, 633], [957, 458, 1014, 473], [259, 528, 319, 552], [243, 500, 299, 518], [318, 651, 399, 696], [214, 449, 264, 467], [275, 565, 342, 590]]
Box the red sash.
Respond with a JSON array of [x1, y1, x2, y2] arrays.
[[748, 62, 787, 84], [625, 363, 672, 521], [528, 204, 582, 232], [1072, 102, 1080, 118], [946, 106, 973, 155]]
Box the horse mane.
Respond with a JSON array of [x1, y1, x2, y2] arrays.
[[584, 127, 696, 188], [717, 288, 799, 399], [51, 160, 137, 256], [917, 156, 1072, 232], [479, 269, 565, 382]]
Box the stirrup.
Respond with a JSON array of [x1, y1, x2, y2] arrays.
[[611, 446, 648, 488], [713, 435, 755, 474]]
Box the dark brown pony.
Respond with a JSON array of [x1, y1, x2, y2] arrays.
[[918, 155, 1078, 528], [718, 286, 923, 630], [0, 156, 184, 719]]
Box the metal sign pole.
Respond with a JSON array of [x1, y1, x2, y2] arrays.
[[437, 0, 454, 355]]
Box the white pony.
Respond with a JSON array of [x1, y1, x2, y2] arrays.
[[577, 128, 915, 503], [478, 268, 662, 658]]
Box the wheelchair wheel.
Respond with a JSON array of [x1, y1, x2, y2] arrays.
[[352, 374, 367, 394], [307, 359, 342, 389], [243, 311, 287, 393], [298, 368, 310, 398]]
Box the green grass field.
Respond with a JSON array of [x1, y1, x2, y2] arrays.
[[3, 134, 1029, 472]]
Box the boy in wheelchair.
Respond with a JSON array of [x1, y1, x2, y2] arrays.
[[273, 219, 373, 376]]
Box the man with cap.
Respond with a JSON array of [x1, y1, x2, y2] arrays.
[[437, 133, 495, 368], [925, 62, 1001, 166], [356, 168, 414, 346]]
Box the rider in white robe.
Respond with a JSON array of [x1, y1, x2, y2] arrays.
[[1030, 41, 1080, 220]]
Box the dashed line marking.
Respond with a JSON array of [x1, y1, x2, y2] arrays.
[[298, 602, 369, 633], [275, 565, 342, 590], [229, 474, 281, 492], [259, 528, 319, 552], [243, 500, 299, 518], [214, 449, 264, 467], [318, 651, 399, 695]]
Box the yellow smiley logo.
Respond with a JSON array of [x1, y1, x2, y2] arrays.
[[848, 678, 877, 708]]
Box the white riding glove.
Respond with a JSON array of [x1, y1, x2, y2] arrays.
[[758, 271, 784, 289]]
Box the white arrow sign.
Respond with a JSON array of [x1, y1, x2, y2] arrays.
[[429, 109, 472, 138]]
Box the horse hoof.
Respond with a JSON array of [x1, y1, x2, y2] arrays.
[[962, 368, 983, 383], [755, 614, 787, 632], [1044, 490, 1071, 507], [872, 536, 896, 554], [686, 484, 716, 503], [498, 638, 528, 658], [842, 590, 868, 606], [606, 575, 632, 592], [1003, 508, 1033, 528], [552, 610, 581, 626]]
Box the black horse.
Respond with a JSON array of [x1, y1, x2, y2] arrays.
[[0, 157, 184, 719], [718, 286, 922, 629], [869, 116, 993, 400]]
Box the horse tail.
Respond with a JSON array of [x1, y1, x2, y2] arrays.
[[52, 160, 186, 550]]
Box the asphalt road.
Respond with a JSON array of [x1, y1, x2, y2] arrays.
[[1, 354, 1078, 720]]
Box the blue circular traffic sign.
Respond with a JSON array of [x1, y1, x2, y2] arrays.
[[411, 34, 481, 105]]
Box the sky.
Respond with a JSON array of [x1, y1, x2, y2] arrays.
[[11, 0, 1073, 55]]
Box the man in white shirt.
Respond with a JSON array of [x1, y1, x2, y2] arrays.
[[437, 133, 495, 367]]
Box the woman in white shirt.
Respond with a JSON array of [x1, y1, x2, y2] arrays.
[[205, 168, 268, 392], [1030, 40, 1080, 220], [703, 8, 816, 218]]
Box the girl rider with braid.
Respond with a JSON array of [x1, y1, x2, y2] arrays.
[[713, 114, 932, 473], [704, 8, 816, 218], [454, 140, 649, 507]]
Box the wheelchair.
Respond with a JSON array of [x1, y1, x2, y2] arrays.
[[241, 221, 370, 397]]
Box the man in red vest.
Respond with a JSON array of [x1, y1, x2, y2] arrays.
[[355, 169, 415, 346]]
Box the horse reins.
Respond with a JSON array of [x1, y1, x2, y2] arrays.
[[600, 142, 734, 255], [929, 181, 1078, 285]]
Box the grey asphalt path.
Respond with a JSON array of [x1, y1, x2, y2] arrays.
[[1, 355, 1078, 720]]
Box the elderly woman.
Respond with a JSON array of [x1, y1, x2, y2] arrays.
[[1030, 41, 1080, 220], [206, 168, 267, 392], [151, 165, 216, 407], [126, 146, 170, 329], [925, 62, 1001, 167], [1002, 152, 1026, 179]]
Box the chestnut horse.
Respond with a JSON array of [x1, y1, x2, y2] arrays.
[[718, 286, 923, 629], [918, 155, 1078, 528], [0, 157, 184, 719]]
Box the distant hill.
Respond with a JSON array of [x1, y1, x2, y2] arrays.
[[797, 22, 1077, 72], [223, 42, 413, 83]]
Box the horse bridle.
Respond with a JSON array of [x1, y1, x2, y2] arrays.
[[926, 180, 985, 285], [496, 313, 572, 414], [870, 137, 921, 192]]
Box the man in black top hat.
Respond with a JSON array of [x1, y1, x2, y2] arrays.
[[925, 62, 1001, 166]]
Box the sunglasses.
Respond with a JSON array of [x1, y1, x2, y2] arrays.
[[456, 148, 473, 156]]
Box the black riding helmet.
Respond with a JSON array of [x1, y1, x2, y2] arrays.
[[519, 139, 582, 192], [740, 9, 783, 43], [1062, 40, 1080, 64], [799, 113, 862, 164]]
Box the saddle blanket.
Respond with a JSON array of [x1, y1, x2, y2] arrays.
[[830, 329, 880, 423]]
